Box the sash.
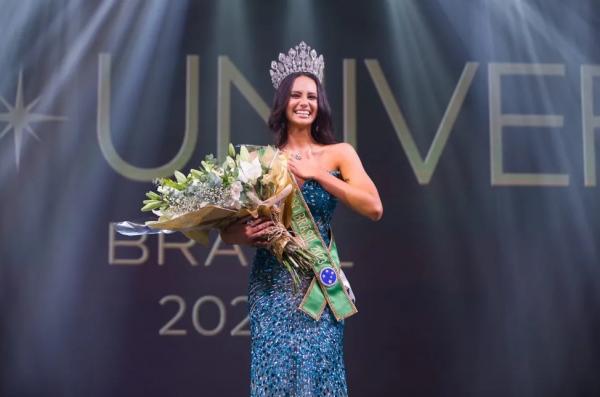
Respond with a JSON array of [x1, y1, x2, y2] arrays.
[[289, 177, 358, 322]]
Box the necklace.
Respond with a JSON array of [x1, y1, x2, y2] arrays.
[[288, 144, 313, 161]]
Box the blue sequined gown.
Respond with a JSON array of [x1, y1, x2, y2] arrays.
[[248, 171, 347, 397]]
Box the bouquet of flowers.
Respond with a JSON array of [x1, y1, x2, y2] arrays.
[[123, 144, 314, 285]]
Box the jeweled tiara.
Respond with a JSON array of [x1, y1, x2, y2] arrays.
[[269, 41, 325, 89]]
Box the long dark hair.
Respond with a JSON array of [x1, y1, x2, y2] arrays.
[[267, 72, 336, 148]]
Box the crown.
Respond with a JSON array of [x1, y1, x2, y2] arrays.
[[269, 41, 325, 89]]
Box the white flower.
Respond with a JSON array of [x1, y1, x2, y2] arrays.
[[224, 156, 236, 170], [238, 157, 262, 184], [230, 181, 243, 201], [227, 181, 243, 209]]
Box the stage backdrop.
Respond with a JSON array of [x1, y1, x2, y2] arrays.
[[2, 1, 600, 396]]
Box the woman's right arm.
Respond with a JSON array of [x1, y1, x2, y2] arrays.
[[220, 217, 274, 247]]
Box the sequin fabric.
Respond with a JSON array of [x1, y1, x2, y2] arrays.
[[249, 171, 347, 397]]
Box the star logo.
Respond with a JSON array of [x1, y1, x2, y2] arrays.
[[319, 267, 338, 287], [0, 70, 66, 168]]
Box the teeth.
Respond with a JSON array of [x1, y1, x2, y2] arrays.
[[295, 110, 310, 116]]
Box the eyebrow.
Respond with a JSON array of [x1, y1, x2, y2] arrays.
[[291, 90, 318, 95]]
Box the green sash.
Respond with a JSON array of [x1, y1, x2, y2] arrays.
[[289, 178, 358, 322]]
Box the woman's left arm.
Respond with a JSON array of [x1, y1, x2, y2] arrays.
[[289, 143, 383, 221]]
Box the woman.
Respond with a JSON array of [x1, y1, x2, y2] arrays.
[[221, 42, 382, 396]]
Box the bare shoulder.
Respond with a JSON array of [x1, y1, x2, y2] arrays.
[[324, 143, 371, 185], [328, 142, 355, 153], [327, 142, 360, 166]]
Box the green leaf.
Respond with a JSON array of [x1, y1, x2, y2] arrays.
[[163, 178, 180, 189], [146, 191, 161, 200], [141, 200, 163, 212], [174, 170, 187, 184], [190, 169, 204, 178]]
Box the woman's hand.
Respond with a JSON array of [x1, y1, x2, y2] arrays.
[[220, 217, 274, 248], [287, 150, 324, 181]]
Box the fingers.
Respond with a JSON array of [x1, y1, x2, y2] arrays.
[[220, 216, 274, 247], [249, 228, 273, 248], [287, 157, 300, 169], [241, 216, 275, 248], [248, 217, 270, 226], [247, 221, 274, 239], [287, 161, 301, 179]]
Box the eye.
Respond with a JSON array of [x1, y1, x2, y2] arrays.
[[290, 92, 301, 98], [308, 95, 317, 100]]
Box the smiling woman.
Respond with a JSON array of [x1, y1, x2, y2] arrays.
[[220, 41, 382, 396], [267, 71, 336, 149], [287, 76, 318, 127]]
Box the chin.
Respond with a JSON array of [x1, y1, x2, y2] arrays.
[[290, 118, 315, 127]]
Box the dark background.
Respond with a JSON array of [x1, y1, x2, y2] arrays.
[[1, 1, 600, 396]]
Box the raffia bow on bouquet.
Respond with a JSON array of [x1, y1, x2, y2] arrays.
[[116, 144, 315, 285]]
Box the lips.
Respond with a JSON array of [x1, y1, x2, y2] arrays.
[[294, 110, 311, 117]]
